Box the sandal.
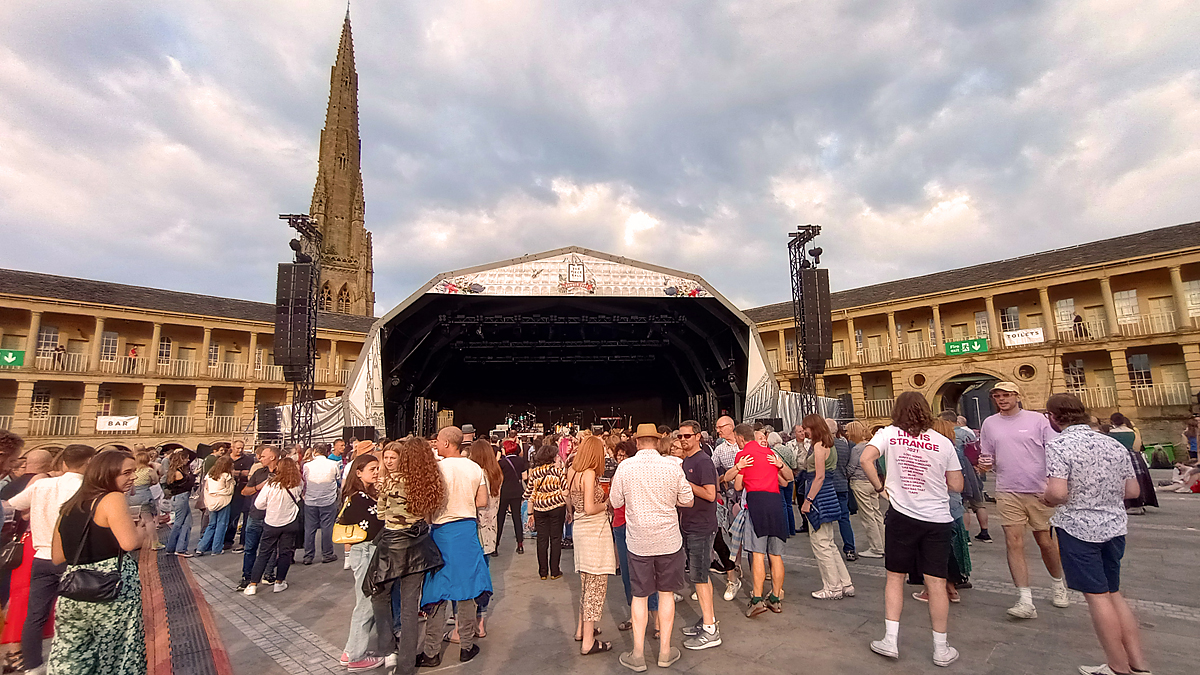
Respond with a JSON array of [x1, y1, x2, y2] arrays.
[[574, 627, 602, 641], [581, 640, 612, 655], [442, 629, 460, 644], [617, 621, 633, 631]]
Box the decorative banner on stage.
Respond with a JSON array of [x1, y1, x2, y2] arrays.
[[96, 415, 139, 432], [429, 252, 711, 299], [1002, 328, 1045, 347]]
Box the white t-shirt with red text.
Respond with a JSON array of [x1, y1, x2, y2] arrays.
[[868, 425, 962, 523]]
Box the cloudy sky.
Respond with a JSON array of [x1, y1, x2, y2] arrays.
[[1, 0, 1197, 313]]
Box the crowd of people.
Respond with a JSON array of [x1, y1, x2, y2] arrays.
[[0, 382, 1191, 674]]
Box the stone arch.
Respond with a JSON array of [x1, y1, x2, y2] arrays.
[[932, 370, 1006, 429], [320, 282, 333, 312], [336, 285, 351, 313]]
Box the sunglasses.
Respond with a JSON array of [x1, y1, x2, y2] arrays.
[[677, 433, 697, 439]]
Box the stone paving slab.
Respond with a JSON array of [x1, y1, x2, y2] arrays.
[[187, 474, 1199, 675]]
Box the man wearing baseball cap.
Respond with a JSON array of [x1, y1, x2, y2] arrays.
[[609, 424, 694, 671], [979, 381, 1068, 619]]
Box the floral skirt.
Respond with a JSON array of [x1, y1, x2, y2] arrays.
[[47, 554, 145, 675]]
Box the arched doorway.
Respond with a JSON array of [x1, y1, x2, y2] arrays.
[[935, 373, 1000, 429]]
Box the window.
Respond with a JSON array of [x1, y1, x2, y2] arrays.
[[907, 329, 925, 344], [255, 348, 265, 372], [949, 324, 968, 341], [1027, 314, 1043, 329], [153, 395, 167, 418], [1186, 280, 1200, 317], [99, 331, 118, 362], [1000, 307, 1020, 332], [158, 337, 172, 365], [1148, 296, 1174, 317], [1113, 290, 1139, 324], [1054, 298, 1076, 328], [854, 329, 863, 351], [337, 286, 351, 313], [208, 342, 220, 367], [30, 391, 50, 419], [97, 388, 112, 416], [206, 398, 215, 418], [1161, 363, 1188, 385], [1064, 359, 1085, 389], [320, 283, 333, 312], [974, 311, 990, 338], [1126, 353, 1152, 387], [36, 326, 59, 356]]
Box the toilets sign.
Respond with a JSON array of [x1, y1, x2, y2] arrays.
[[944, 338, 989, 356]]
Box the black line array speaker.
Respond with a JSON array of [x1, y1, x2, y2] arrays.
[[799, 268, 834, 371], [275, 263, 313, 378], [837, 393, 854, 419], [343, 426, 378, 443], [257, 403, 281, 434]]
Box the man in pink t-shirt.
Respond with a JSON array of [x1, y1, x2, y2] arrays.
[[979, 381, 1067, 620]]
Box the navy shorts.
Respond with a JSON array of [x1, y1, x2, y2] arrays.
[[1056, 528, 1124, 594]]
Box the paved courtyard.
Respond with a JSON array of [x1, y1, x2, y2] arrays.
[[187, 473, 1198, 675]]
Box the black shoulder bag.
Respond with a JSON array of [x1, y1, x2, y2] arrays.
[[58, 499, 124, 603]]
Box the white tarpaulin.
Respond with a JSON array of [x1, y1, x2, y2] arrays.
[[96, 415, 139, 432], [279, 397, 346, 443], [776, 391, 843, 429]]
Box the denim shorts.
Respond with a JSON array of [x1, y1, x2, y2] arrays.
[[1056, 528, 1124, 594], [683, 532, 716, 584]]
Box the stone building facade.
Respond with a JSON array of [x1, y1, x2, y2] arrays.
[[746, 220, 1200, 445]]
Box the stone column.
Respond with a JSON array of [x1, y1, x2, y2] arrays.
[[149, 323, 163, 375], [200, 328, 213, 376], [1100, 277, 1121, 338], [932, 305, 944, 354], [11, 381, 35, 436], [1182, 343, 1200, 404], [846, 317, 859, 364], [1169, 266, 1190, 328], [984, 296, 999, 348], [330, 338, 340, 373], [1038, 287, 1057, 341], [814, 377, 825, 397], [194, 386, 210, 435], [89, 317, 105, 373], [886, 311, 898, 354], [248, 332, 259, 380], [1108, 348, 1135, 411], [138, 384, 158, 435], [849, 372, 865, 419], [80, 382, 101, 435], [892, 370, 906, 399], [24, 311, 42, 370], [237, 387, 254, 436]]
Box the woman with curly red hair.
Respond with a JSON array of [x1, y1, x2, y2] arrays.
[[364, 439, 446, 674]]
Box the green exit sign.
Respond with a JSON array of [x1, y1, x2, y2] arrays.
[[945, 338, 988, 356], [0, 349, 24, 366]]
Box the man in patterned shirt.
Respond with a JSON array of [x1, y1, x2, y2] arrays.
[[710, 416, 742, 600], [610, 424, 694, 672], [1041, 394, 1149, 675]]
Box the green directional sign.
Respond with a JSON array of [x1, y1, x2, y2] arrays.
[[945, 338, 988, 356], [0, 349, 24, 367]]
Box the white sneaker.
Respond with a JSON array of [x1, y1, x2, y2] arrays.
[[934, 645, 959, 667], [274, 581, 289, 593], [690, 591, 698, 601], [384, 653, 397, 668], [673, 592, 684, 602], [723, 578, 741, 602], [243, 584, 257, 596], [858, 549, 883, 558], [344, 557, 352, 570], [1078, 665, 1150, 675], [870, 639, 899, 659], [1007, 600, 1037, 619], [1052, 580, 1070, 608]]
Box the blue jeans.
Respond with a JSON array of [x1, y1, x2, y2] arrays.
[[241, 517, 272, 581], [781, 481, 797, 536], [197, 504, 231, 554], [613, 524, 657, 610], [166, 492, 193, 553], [835, 490, 856, 553], [344, 542, 377, 660], [303, 502, 337, 562]]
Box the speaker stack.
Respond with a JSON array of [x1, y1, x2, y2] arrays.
[[275, 263, 314, 382], [797, 268, 834, 373]]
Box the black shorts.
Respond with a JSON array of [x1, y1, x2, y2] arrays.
[[1056, 528, 1124, 594], [884, 508, 952, 579], [628, 547, 687, 598]]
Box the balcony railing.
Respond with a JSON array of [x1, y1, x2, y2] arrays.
[[154, 416, 193, 434], [1117, 312, 1176, 337], [209, 362, 249, 380], [0, 416, 12, 431], [316, 367, 331, 383], [897, 341, 937, 360], [857, 346, 892, 365], [826, 352, 849, 369], [1058, 319, 1109, 344], [99, 356, 148, 375], [159, 359, 200, 378], [33, 353, 89, 373], [97, 425, 138, 435], [1066, 385, 1118, 409], [259, 365, 284, 382], [208, 415, 239, 434], [1131, 382, 1191, 407], [28, 415, 79, 436], [863, 398, 895, 418], [1191, 315, 1200, 329], [337, 369, 352, 385]]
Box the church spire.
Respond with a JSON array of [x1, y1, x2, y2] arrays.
[[310, 12, 373, 316]]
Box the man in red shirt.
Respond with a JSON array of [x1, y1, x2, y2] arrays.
[[730, 423, 793, 617]]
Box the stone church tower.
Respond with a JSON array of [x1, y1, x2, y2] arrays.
[[310, 12, 374, 316]]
